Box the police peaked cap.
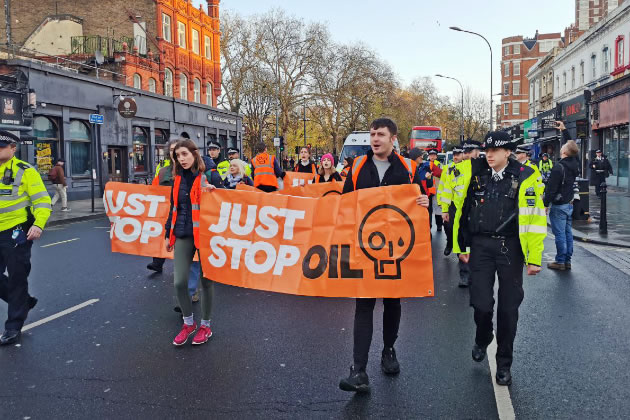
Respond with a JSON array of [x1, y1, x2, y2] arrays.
[[0, 130, 19, 146], [227, 148, 239, 154], [428, 149, 438, 155], [596, 149, 602, 153], [515, 145, 530, 154], [463, 140, 481, 151], [482, 131, 518, 151], [207, 141, 221, 149], [452, 146, 464, 154]]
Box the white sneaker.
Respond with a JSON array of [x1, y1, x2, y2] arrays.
[[61, 208, 71, 212]]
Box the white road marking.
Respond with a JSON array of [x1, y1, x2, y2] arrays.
[[22, 299, 100, 332], [40, 238, 80, 248], [93, 226, 111, 229], [487, 336, 516, 420]]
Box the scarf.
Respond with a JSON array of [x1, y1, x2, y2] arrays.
[[226, 173, 243, 188]]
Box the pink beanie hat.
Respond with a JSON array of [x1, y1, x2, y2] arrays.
[[321, 153, 334, 163]]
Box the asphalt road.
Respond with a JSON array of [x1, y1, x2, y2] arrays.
[[0, 218, 629, 419]]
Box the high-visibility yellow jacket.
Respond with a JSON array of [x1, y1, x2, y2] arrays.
[[452, 158, 546, 266], [216, 159, 230, 179], [0, 157, 52, 232], [437, 162, 456, 213], [154, 159, 171, 178], [524, 159, 545, 197], [538, 159, 553, 174]]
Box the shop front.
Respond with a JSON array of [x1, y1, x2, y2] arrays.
[[560, 94, 589, 175], [534, 109, 560, 161]]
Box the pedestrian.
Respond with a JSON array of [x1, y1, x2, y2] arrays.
[[427, 149, 443, 231], [454, 131, 545, 386], [591, 149, 613, 196], [0, 131, 52, 345], [165, 139, 223, 346], [223, 159, 254, 189], [340, 156, 354, 178], [207, 141, 229, 180], [545, 123, 580, 271], [438, 145, 464, 257], [538, 153, 553, 184], [49, 158, 70, 212], [251, 142, 285, 193], [338, 118, 430, 393], [294, 147, 317, 174], [289, 157, 295, 169], [314, 153, 342, 183]]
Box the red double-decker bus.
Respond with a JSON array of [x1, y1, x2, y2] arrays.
[[410, 126, 443, 152]]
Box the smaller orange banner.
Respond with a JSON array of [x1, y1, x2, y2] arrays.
[[284, 171, 315, 187]]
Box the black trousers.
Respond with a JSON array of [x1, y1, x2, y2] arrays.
[[0, 228, 34, 331], [428, 197, 434, 229], [593, 174, 606, 196], [470, 235, 524, 370], [444, 205, 455, 249], [353, 298, 401, 370]]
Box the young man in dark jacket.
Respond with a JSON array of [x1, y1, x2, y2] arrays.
[[544, 122, 580, 271], [338, 118, 430, 393]]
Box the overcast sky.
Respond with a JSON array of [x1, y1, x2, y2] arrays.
[[193, 0, 575, 102]]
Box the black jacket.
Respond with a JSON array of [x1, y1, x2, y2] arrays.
[[223, 175, 254, 189], [342, 150, 422, 193], [543, 156, 580, 207], [295, 161, 317, 174]]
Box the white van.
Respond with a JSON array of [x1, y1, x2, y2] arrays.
[[336, 131, 400, 172]]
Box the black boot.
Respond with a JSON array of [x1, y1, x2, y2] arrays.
[[339, 366, 370, 392], [496, 368, 512, 386], [381, 347, 400, 375], [0, 330, 21, 345], [472, 343, 488, 362], [147, 257, 164, 273]]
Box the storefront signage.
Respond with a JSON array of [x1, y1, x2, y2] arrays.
[[118, 98, 137, 118], [0, 92, 23, 126], [562, 96, 586, 122], [208, 114, 237, 126], [89, 113, 104, 124], [36, 142, 53, 174]]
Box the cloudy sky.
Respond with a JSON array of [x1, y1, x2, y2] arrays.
[[193, 0, 575, 102]]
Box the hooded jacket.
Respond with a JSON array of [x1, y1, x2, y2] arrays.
[[543, 156, 580, 207]]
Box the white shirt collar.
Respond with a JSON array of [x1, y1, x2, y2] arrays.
[[491, 164, 508, 179]]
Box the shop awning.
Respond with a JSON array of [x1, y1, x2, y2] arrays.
[[534, 135, 559, 144]]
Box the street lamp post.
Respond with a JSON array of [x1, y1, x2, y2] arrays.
[[436, 74, 464, 142], [450, 26, 493, 130]]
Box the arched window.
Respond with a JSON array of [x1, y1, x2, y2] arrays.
[[179, 73, 188, 100], [33, 116, 59, 176], [133, 73, 142, 89], [193, 78, 201, 103], [69, 120, 91, 177], [148, 77, 156, 93], [206, 82, 212, 106], [132, 126, 149, 173], [164, 68, 173, 97]]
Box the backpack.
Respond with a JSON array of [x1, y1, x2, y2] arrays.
[[48, 166, 58, 182]]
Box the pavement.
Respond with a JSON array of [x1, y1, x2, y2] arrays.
[[48, 197, 106, 226], [569, 186, 630, 248], [1, 219, 630, 418]]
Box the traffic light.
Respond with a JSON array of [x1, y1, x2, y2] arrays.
[[295, 146, 300, 155], [279, 136, 285, 152]]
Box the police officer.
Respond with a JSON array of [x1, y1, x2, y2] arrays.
[[338, 118, 429, 393], [0, 131, 52, 345], [207, 141, 229, 179], [591, 149, 613, 196], [227, 147, 252, 177], [515, 145, 545, 196], [538, 153, 553, 184], [453, 131, 545, 386], [438, 145, 464, 256]]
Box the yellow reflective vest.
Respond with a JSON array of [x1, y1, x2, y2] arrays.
[[0, 157, 52, 232], [524, 159, 545, 197], [538, 159, 553, 174], [154, 159, 171, 178], [437, 162, 456, 213], [452, 158, 546, 266], [216, 159, 230, 179]]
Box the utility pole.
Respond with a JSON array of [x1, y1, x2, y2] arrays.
[[4, 0, 12, 53], [303, 97, 307, 147]]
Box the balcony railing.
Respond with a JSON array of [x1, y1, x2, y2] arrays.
[[70, 35, 135, 57]]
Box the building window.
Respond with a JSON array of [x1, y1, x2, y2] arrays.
[[503, 82, 509, 96], [33, 116, 59, 177], [548, 72, 553, 95], [180, 73, 188, 100], [580, 61, 585, 84], [154, 128, 169, 166], [178, 22, 186, 48], [133, 73, 141, 89], [192, 29, 200, 55], [206, 82, 212, 105], [513, 61, 520, 76], [563, 72, 567, 93], [571, 66, 576, 89], [132, 127, 148, 173], [205, 35, 212, 59], [513, 103, 520, 115], [504, 62, 509, 76], [615, 36, 625, 69], [193, 78, 201, 103], [556, 76, 560, 94], [603, 47, 610, 73], [69, 120, 91, 177], [148, 77, 156, 93], [529, 82, 534, 102], [164, 68, 173, 97], [504, 46, 510, 56], [591, 54, 597, 78], [514, 44, 520, 54], [162, 13, 171, 42], [513, 81, 520, 96], [504, 103, 509, 115]]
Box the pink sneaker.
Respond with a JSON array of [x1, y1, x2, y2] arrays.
[[173, 323, 197, 346], [192, 325, 213, 345]]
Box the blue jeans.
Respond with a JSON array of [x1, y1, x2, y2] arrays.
[[188, 262, 201, 297], [549, 203, 574, 264]]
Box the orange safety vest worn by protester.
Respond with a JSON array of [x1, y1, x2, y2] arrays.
[[351, 153, 417, 190], [253, 152, 279, 188], [169, 174, 202, 249]]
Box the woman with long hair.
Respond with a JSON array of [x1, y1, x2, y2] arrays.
[[314, 153, 342, 183], [223, 159, 254, 189], [165, 139, 222, 346], [340, 156, 354, 178], [294, 147, 317, 174]]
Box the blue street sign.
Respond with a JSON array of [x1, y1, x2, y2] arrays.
[[89, 114, 104, 124]]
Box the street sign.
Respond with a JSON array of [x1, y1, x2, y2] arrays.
[[89, 114, 104, 124], [273, 137, 280, 147]]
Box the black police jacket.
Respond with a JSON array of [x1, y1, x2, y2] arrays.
[[342, 150, 422, 193]]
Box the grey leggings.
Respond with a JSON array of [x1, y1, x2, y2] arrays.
[[174, 237, 214, 320]]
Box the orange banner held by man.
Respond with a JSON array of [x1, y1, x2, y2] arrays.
[[199, 185, 434, 298]]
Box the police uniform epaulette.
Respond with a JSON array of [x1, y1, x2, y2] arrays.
[[16, 162, 31, 170]]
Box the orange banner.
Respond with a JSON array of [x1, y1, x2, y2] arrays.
[[104, 182, 173, 259], [199, 185, 433, 298], [237, 181, 343, 198], [283, 171, 315, 187]]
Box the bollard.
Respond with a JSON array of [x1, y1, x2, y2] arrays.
[[599, 181, 607, 234]]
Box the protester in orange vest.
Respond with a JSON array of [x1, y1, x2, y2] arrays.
[[294, 146, 318, 174], [427, 149, 444, 232], [251, 142, 285, 192], [409, 148, 434, 229], [340, 156, 354, 178], [339, 117, 429, 393], [314, 153, 342, 183], [165, 139, 223, 346]]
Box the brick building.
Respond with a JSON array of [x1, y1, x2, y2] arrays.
[[498, 31, 565, 129], [576, 0, 620, 31], [0, 0, 221, 107]]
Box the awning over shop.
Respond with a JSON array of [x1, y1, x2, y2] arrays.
[[534, 135, 559, 144]]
